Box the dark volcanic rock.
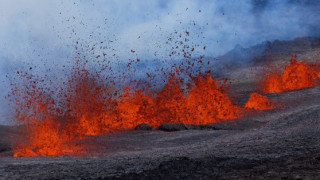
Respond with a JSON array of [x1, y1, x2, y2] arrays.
[[0, 145, 10, 153], [187, 124, 218, 130], [134, 123, 152, 130], [211, 36, 320, 76], [114, 153, 320, 180], [158, 123, 189, 131], [211, 119, 267, 130], [1, 86, 320, 179], [157, 119, 266, 132]]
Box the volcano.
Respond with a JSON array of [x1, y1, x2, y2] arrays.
[[1, 37, 320, 179]]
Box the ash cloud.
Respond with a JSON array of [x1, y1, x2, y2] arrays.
[[0, 0, 320, 124]]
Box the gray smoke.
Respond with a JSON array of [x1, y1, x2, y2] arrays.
[[0, 0, 319, 124]]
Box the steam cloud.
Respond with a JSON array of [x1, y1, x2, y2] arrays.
[[0, 0, 319, 124]]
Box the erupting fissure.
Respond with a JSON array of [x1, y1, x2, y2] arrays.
[[11, 62, 244, 157], [244, 92, 275, 110], [261, 55, 320, 93], [11, 53, 320, 157]]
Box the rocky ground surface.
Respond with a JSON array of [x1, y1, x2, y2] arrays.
[[1, 38, 320, 179], [0, 85, 320, 179]]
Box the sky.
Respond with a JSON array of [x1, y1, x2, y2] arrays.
[[0, 0, 320, 124]]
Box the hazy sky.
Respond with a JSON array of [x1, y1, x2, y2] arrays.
[[0, 0, 319, 124]]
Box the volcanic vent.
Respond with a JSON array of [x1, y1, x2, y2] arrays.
[[1, 0, 320, 178], [8, 31, 320, 158], [11, 60, 246, 156], [2, 36, 320, 179]]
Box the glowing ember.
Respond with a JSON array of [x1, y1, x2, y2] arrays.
[[261, 55, 320, 93], [104, 74, 243, 128], [184, 75, 242, 124], [114, 87, 155, 129], [13, 120, 81, 157], [6, 26, 253, 157], [11, 64, 243, 157], [13, 31, 306, 157], [244, 92, 275, 110]]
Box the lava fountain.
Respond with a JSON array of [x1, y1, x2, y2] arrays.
[[244, 92, 275, 110], [11, 59, 244, 157], [261, 55, 320, 93]]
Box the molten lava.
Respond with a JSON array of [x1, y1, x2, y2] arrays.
[[261, 55, 320, 93], [184, 75, 242, 124], [11, 64, 244, 157], [16, 49, 320, 158], [16, 55, 319, 157], [13, 120, 81, 157], [244, 92, 275, 110]]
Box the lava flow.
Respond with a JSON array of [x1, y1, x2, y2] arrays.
[[261, 55, 320, 93], [244, 92, 275, 110], [11, 61, 244, 157], [12, 53, 320, 157]]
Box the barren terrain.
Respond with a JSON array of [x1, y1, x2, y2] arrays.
[[1, 38, 320, 179]]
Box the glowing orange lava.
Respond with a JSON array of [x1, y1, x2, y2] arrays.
[[261, 55, 320, 93], [13, 120, 81, 157], [102, 74, 243, 129], [184, 75, 242, 124], [11, 53, 320, 157], [244, 92, 275, 110], [12, 64, 243, 157]]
